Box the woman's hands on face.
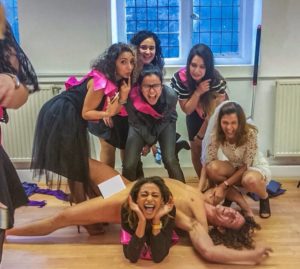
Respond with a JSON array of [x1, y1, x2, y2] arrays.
[[128, 195, 146, 222], [154, 197, 174, 222]]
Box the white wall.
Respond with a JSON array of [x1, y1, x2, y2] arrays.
[[16, 0, 300, 177]]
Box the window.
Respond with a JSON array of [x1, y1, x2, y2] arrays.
[[1, 0, 19, 41], [112, 0, 262, 65]]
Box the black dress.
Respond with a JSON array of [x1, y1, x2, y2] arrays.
[[0, 21, 39, 228], [31, 80, 91, 184]]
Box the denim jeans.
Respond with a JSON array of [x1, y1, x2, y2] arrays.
[[122, 122, 185, 182]]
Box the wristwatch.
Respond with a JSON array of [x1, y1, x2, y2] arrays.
[[4, 73, 21, 89]]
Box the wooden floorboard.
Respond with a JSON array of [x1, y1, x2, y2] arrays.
[[2, 179, 300, 269]]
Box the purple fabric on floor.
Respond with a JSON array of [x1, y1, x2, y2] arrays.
[[27, 200, 47, 208], [34, 188, 69, 201], [22, 182, 69, 209]]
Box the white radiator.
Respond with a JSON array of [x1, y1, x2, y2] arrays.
[[274, 80, 300, 157], [1, 85, 61, 162]]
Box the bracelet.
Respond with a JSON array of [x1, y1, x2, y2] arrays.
[[152, 222, 162, 230], [196, 134, 203, 140], [223, 180, 230, 189], [3, 73, 20, 89], [118, 98, 127, 105]]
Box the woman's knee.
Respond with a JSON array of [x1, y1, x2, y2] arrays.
[[242, 172, 265, 190]]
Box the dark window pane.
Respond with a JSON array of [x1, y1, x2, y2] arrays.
[[211, 33, 221, 45], [200, 7, 210, 19], [169, 34, 179, 46], [199, 19, 211, 32], [200, 0, 211, 6], [199, 33, 211, 44], [169, 20, 179, 32], [222, 33, 232, 45], [136, 8, 146, 20], [169, 7, 179, 20], [222, 19, 233, 31], [158, 7, 169, 20], [222, 0, 233, 6], [211, 0, 222, 7], [211, 7, 221, 18], [169, 47, 179, 57], [222, 7, 233, 18], [158, 0, 169, 6], [158, 21, 169, 32], [126, 0, 135, 7], [126, 7, 136, 21], [147, 7, 158, 20], [127, 21, 136, 33], [148, 0, 158, 7], [211, 45, 221, 53], [137, 21, 147, 31], [148, 21, 158, 32], [211, 19, 221, 31], [136, 0, 147, 7]]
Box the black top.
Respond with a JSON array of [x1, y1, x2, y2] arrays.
[[121, 206, 176, 263]]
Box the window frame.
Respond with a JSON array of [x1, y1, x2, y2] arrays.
[[112, 0, 261, 66]]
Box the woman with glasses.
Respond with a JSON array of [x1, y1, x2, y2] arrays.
[[171, 44, 228, 178], [131, 30, 190, 168], [122, 64, 185, 182]]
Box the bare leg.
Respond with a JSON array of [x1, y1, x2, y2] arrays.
[[241, 171, 268, 199], [190, 140, 202, 177], [99, 139, 116, 168], [6, 190, 129, 237], [89, 158, 130, 185], [68, 179, 104, 235], [206, 160, 236, 183]]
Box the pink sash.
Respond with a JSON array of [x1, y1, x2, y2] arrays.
[[120, 229, 179, 260], [130, 86, 162, 119]]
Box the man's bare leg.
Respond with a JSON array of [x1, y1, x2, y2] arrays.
[[7, 188, 130, 237]]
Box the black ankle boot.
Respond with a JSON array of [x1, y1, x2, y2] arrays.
[[259, 197, 271, 218]]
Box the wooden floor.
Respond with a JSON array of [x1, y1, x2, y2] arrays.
[[2, 179, 300, 269]]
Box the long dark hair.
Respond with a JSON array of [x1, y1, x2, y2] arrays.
[[209, 216, 261, 249], [91, 42, 135, 84], [0, 20, 39, 92], [216, 102, 257, 147], [124, 177, 172, 229], [186, 43, 215, 93], [130, 30, 165, 70]]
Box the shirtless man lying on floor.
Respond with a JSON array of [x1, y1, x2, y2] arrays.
[[6, 160, 272, 265]]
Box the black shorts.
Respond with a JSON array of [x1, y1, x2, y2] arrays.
[[186, 111, 205, 141]]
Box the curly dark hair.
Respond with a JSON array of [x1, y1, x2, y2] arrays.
[[216, 102, 257, 147], [130, 30, 165, 70], [91, 42, 135, 84], [186, 43, 215, 93], [209, 216, 261, 249], [124, 176, 173, 230]]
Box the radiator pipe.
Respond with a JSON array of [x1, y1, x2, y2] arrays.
[[250, 25, 262, 120]]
